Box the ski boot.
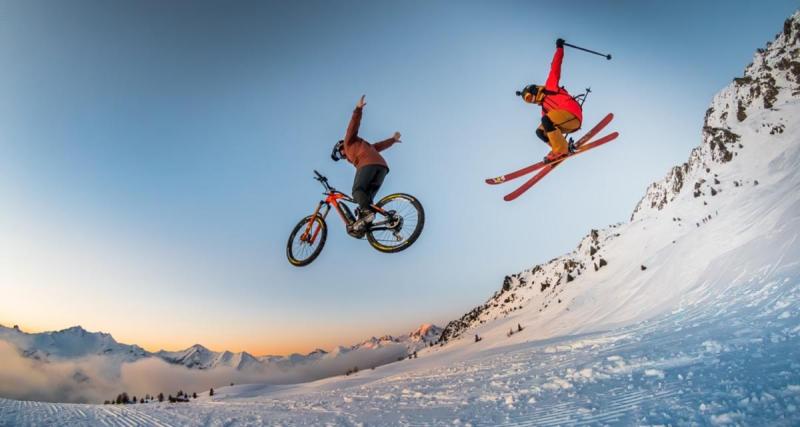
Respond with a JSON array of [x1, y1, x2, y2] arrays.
[[543, 150, 567, 164]]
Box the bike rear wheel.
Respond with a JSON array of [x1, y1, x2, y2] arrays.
[[367, 193, 424, 253], [287, 215, 327, 266]]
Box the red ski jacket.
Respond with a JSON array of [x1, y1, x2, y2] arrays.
[[539, 47, 583, 122]]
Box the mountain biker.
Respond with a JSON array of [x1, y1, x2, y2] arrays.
[[331, 95, 401, 231], [518, 38, 583, 163]]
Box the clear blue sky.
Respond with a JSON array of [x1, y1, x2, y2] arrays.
[[0, 0, 796, 354]]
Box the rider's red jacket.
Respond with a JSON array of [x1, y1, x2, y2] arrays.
[[342, 107, 396, 170], [538, 47, 583, 122]]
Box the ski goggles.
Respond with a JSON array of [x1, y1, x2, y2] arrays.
[[517, 85, 541, 104]]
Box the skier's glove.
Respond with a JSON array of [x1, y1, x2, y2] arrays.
[[556, 38, 565, 48]]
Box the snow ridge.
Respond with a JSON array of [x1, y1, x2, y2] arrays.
[[633, 11, 800, 220], [0, 324, 148, 363], [438, 226, 619, 343], [439, 11, 800, 344]]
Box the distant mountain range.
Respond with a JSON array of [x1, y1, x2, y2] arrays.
[[0, 323, 442, 372]]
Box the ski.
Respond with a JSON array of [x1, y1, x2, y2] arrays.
[[485, 158, 548, 185], [485, 113, 614, 185], [502, 131, 619, 201], [573, 113, 614, 148], [502, 164, 555, 201]]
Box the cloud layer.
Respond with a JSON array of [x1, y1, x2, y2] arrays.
[[0, 339, 408, 403]]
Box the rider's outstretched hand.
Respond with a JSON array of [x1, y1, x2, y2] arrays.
[[392, 131, 402, 143], [356, 95, 367, 109]]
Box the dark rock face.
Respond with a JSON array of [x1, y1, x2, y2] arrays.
[[704, 127, 740, 163]]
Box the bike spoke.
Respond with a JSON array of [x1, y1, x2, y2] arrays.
[[291, 222, 321, 261], [366, 196, 422, 249]]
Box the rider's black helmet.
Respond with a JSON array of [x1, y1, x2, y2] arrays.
[[517, 84, 544, 104], [331, 140, 345, 161], [517, 84, 540, 103]]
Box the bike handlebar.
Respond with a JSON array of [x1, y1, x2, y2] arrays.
[[312, 170, 336, 192]]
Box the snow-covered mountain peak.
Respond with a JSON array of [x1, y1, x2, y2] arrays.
[[60, 325, 88, 334], [631, 11, 800, 221], [156, 343, 229, 370], [1, 319, 444, 386], [0, 324, 148, 362], [410, 323, 435, 337], [439, 13, 800, 345], [407, 323, 443, 343], [357, 336, 397, 349]]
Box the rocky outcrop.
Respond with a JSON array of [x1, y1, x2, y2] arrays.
[[630, 12, 799, 221], [438, 226, 618, 343]]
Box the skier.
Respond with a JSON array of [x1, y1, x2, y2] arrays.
[[331, 95, 402, 231], [487, 39, 614, 200], [518, 38, 583, 163]]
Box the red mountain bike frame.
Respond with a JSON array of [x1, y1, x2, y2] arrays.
[[300, 171, 389, 244]]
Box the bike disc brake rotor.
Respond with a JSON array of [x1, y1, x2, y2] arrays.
[[384, 210, 402, 229]]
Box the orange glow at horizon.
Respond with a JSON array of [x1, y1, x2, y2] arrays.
[[0, 316, 415, 357]]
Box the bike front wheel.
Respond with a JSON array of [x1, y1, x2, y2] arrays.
[[367, 193, 425, 253], [287, 215, 327, 266]]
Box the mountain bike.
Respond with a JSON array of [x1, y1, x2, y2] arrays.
[[286, 170, 425, 266]]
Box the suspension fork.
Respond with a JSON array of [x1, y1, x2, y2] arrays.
[[301, 201, 328, 243]]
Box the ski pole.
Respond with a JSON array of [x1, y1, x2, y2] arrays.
[[563, 42, 612, 60]]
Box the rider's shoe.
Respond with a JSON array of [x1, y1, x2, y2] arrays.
[[352, 209, 375, 232], [568, 138, 577, 154]]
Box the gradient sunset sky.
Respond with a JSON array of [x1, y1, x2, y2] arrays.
[[1, 0, 797, 355]]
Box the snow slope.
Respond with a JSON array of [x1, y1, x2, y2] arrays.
[[3, 278, 797, 425], [1, 10, 799, 427]]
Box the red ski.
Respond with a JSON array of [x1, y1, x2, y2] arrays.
[[502, 131, 619, 201], [485, 113, 614, 185]]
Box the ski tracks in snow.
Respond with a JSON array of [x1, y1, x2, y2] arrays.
[[0, 399, 172, 427]]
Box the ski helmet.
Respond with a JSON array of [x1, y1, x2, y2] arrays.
[[518, 84, 541, 104]]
